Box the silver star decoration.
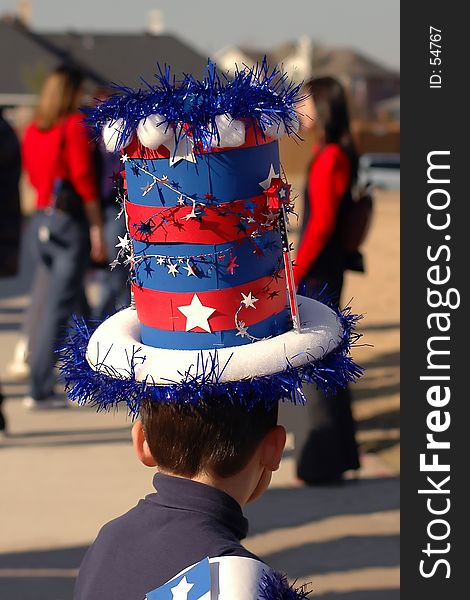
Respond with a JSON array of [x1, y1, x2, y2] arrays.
[[262, 210, 276, 226], [167, 262, 179, 277], [236, 321, 249, 337], [156, 256, 165, 265], [141, 181, 155, 196], [241, 292, 259, 309], [120, 153, 129, 163], [258, 163, 280, 190], [184, 261, 197, 276], [182, 208, 197, 221], [109, 259, 120, 270], [177, 195, 185, 206], [116, 204, 124, 219], [115, 234, 130, 250]]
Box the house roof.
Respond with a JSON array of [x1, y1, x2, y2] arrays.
[[0, 18, 209, 103], [314, 46, 398, 79], [43, 31, 209, 87], [218, 40, 398, 77], [0, 20, 59, 98]]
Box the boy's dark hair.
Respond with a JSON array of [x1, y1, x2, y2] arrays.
[[140, 398, 278, 478]]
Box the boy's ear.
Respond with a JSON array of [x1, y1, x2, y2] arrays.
[[260, 425, 287, 472], [132, 421, 157, 468]]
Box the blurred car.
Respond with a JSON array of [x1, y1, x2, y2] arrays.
[[358, 153, 400, 189]]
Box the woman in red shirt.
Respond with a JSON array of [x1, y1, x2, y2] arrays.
[[22, 65, 106, 407], [294, 77, 360, 483]]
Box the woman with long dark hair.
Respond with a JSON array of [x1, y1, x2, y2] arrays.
[[294, 76, 360, 483], [22, 64, 106, 408]]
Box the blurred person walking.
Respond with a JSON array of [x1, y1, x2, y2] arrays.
[[294, 77, 360, 484], [0, 108, 22, 434], [22, 65, 106, 409]]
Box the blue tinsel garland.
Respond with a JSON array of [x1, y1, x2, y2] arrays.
[[58, 302, 363, 416], [259, 570, 312, 599], [82, 58, 304, 151]]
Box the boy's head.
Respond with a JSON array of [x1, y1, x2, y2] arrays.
[[132, 398, 286, 505]]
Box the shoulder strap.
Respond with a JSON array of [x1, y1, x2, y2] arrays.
[[57, 117, 70, 178]]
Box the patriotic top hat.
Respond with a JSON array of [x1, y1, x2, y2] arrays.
[[60, 61, 362, 413]]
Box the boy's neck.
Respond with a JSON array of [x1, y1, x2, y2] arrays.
[[160, 463, 264, 508], [192, 472, 248, 507]]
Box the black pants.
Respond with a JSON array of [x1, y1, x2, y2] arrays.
[[297, 271, 360, 483]]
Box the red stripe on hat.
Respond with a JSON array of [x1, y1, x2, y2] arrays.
[[126, 121, 273, 159], [131, 272, 286, 332], [126, 195, 268, 244]]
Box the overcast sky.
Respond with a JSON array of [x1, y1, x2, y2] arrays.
[[1, 0, 400, 69]]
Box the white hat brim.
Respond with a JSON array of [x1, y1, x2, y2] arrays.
[[85, 295, 342, 385]]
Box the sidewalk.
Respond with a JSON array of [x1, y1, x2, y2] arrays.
[[0, 191, 400, 599]]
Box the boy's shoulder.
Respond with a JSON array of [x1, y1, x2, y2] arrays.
[[74, 477, 264, 600], [146, 555, 311, 600]]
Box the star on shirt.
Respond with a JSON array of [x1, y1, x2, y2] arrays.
[[120, 153, 129, 163], [156, 256, 165, 265], [177, 294, 216, 333], [170, 576, 194, 599], [167, 262, 179, 277], [258, 163, 280, 190], [241, 292, 259, 309]]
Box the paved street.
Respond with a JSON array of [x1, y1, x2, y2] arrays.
[[0, 191, 400, 599]]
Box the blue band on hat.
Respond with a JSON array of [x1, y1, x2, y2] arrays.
[[140, 309, 292, 350], [133, 230, 282, 293], [125, 141, 280, 207]]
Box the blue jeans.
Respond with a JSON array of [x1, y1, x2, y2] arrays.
[[29, 211, 90, 400], [94, 203, 130, 319]]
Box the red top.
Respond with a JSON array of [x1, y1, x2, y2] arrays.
[[22, 112, 98, 210], [294, 143, 351, 283]]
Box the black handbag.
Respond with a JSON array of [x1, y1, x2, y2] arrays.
[[54, 179, 86, 221]]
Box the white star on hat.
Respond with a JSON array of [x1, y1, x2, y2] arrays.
[[178, 294, 216, 333], [170, 576, 194, 599], [168, 132, 197, 166], [258, 163, 279, 190]]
